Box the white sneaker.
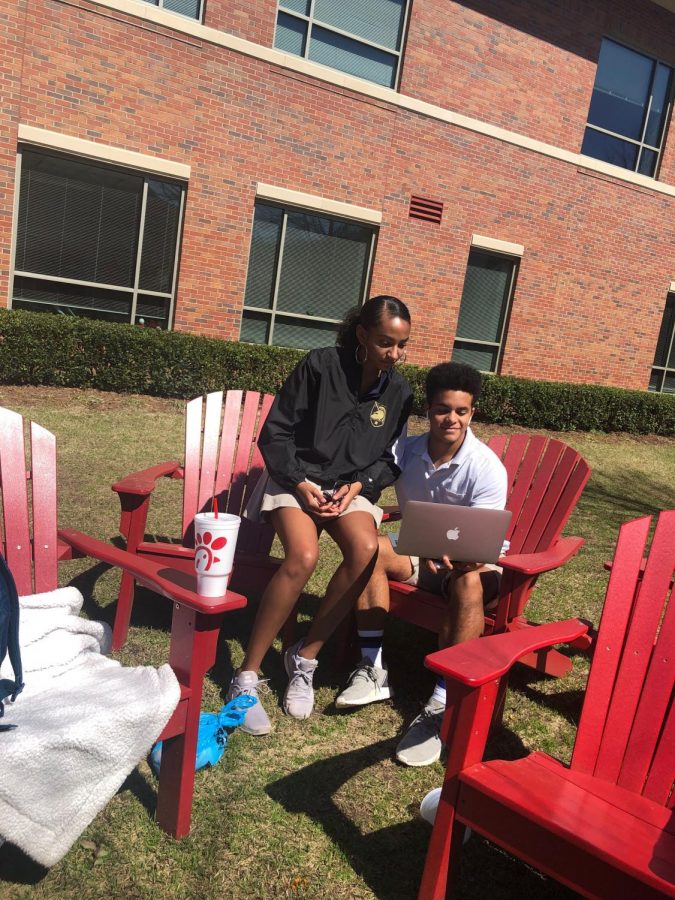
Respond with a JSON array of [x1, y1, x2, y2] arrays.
[[395, 697, 445, 767], [283, 641, 318, 719], [419, 788, 472, 843], [335, 658, 393, 708], [226, 670, 271, 735]]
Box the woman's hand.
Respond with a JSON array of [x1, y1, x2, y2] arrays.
[[295, 481, 330, 514], [330, 481, 362, 515], [295, 480, 363, 518]]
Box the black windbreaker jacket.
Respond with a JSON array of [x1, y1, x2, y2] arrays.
[[259, 347, 413, 503]]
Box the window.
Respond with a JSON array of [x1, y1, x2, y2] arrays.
[[274, 0, 409, 89], [581, 38, 673, 177], [649, 293, 675, 393], [12, 150, 185, 329], [241, 202, 376, 351], [140, 0, 202, 21], [451, 250, 518, 373]]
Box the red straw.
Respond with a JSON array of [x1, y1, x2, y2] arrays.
[[213, 496, 219, 518]]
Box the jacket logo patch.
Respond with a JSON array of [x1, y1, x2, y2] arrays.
[[370, 402, 386, 427]]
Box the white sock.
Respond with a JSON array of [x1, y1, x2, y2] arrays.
[[430, 675, 446, 707], [358, 629, 385, 668]]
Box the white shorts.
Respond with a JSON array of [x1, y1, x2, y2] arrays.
[[244, 474, 384, 527]]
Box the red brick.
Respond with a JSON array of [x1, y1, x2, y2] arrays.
[[1, 0, 674, 390]]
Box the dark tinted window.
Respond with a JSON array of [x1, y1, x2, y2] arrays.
[[582, 39, 673, 178], [13, 150, 184, 329], [451, 249, 517, 374], [274, 0, 408, 89], [241, 201, 375, 351]]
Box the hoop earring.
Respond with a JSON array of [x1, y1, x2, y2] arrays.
[[355, 344, 368, 365]]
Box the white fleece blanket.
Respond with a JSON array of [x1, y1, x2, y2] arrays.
[[0, 587, 180, 867]]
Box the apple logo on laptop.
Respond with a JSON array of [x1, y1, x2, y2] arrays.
[[446, 527, 460, 541]]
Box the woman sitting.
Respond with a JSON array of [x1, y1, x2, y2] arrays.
[[228, 295, 413, 734]]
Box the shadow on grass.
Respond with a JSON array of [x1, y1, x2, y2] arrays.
[[69, 560, 117, 625], [0, 841, 48, 886], [509, 666, 586, 728], [265, 727, 578, 899], [0, 768, 160, 888], [266, 737, 428, 898], [581, 469, 670, 528]]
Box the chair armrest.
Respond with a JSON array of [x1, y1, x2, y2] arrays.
[[498, 535, 585, 576], [112, 461, 183, 497], [425, 617, 590, 686], [58, 528, 247, 616]]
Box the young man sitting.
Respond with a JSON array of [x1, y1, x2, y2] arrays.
[[335, 361, 508, 767]]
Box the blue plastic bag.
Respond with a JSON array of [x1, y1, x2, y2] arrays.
[[150, 694, 256, 774]]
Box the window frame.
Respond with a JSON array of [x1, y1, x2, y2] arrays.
[[649, 292, 675, 393], [273, 0, 412, 90], [582, 36, 674, 179], [139, 0, 204, 24], [240, 199, 378, 349], [451, 247, 520, 375], [9, 146, 186, 330]]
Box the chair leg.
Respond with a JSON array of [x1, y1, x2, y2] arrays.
[[518, 646, 573, 677], [156, 605, 224, 838], [112, 571, 135, 651], [489, 674, 509, 735], [113, 495, 151, 650], [418, 780, 463, 900]]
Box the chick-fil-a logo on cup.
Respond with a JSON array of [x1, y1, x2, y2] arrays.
[[195, 530, 228, 571], [193, 512, 240, 597]]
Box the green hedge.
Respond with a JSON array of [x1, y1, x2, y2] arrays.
[[1, 309, 673, 435], [0, 309, 305, 397]]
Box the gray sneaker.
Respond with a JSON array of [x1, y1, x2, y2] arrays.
[[226, 669, 271, 736], [395, 697, 445, 767], [283, 641, 318, 719], [335, 658, 393, 708]]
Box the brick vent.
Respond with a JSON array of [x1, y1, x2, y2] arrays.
[[409, 195, 443, 224]]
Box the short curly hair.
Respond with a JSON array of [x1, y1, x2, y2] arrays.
[[425, 362, 482, 406]]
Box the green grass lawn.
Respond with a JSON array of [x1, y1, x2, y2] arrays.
[[1, 385, 673, 900]]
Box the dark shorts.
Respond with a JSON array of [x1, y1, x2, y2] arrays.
[[402, 553, 501, 609]]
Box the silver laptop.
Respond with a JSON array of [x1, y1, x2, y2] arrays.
[[394, 501, 512, 564]]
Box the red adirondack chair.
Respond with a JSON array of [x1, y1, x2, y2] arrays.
[[387, 435, 592, 676], [419, 510, 675, 899], [0, 405, 247, 838], [112, 390, 275, 650]]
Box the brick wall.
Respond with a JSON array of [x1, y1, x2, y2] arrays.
[[203, 0, 276, 46], [400, 0, 675, 184], [5, 0, 675, 390], [0, 0, 25, 304]]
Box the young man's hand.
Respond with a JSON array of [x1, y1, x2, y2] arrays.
[[424, 555, 452, 574], [451, 561, 484, 573], [424, 557, 483, 574]]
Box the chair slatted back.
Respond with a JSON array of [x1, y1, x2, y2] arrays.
[[487, 435, 590, 555], [181, 391, 275, 556], [0, 407, 58, 595], [571, 511, 675, 805]]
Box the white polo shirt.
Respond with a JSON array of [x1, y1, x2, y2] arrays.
[[394, 427, 507, 512]]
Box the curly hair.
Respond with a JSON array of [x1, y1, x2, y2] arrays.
[[425, 361, 482, 406]]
